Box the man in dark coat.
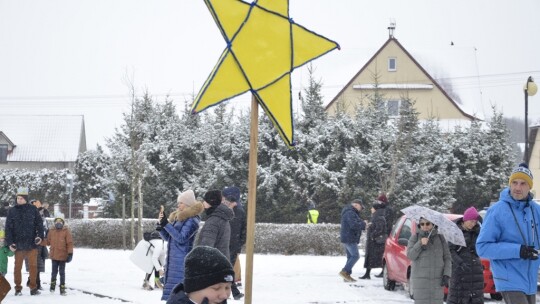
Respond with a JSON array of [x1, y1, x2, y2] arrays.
[[339, 199, 366, 282], [223, 186, 246, 300], [5, 188, 45, 296]]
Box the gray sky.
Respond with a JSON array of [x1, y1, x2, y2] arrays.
[[1, 0, 539, 149]]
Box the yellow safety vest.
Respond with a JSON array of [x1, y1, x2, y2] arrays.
[[307, 209, 319, 224]]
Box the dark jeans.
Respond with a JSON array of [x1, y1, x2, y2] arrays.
[[51, 260, 66, 285], [501, 291, 535, 304]]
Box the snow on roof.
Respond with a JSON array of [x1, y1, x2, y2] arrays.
[[0, 115, 85, 162], [419, 118, 487, 132], [353, 83, 434, 90]]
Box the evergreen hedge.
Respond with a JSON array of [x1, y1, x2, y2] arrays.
[[0, 218, 359, 256]]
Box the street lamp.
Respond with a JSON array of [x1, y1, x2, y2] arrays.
[[66, 174, 74, 219], [524, 76, 538, 162]]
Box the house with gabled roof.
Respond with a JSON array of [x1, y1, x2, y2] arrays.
[[325, 26, 478, 125], [0, 115, 86, 170]]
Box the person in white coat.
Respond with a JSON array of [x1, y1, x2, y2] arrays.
[[143, 231, 167, 290]]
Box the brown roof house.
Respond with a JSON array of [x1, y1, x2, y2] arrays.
[[0, 115, 86, 170], [325, 28, 478, 126]]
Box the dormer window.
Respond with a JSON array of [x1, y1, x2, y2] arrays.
[[388, 57, 397, 71]]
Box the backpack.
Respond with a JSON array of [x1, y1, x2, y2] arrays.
[[143, 231, 162, 256], [143, 231, 162, 242]]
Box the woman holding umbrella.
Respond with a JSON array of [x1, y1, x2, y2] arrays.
[[407, 217, 452, 304], [447, 207, 484, 304]]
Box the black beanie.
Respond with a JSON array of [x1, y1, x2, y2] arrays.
[[204, 190, 222, 207], [183, 246, 234, 293]]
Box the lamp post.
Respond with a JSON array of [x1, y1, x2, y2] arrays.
[[66, 174, 74, 219], [524, 76, 538, 162]]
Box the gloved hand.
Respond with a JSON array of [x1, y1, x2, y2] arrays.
[[440, 275, 449, 287], [458, 262, 471, 273], [159, 212, 168, 228], [520, 245, 539, 260], [66, 253, 73, 263]]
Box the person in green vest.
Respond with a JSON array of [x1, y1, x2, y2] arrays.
[[307, 202, 319, 224]]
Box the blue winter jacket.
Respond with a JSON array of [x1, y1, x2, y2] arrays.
[[160, 205, 202, 301], [340, 204, 366, 244], [476, 188, 540, 295]]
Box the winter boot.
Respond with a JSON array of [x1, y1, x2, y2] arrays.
[[14, 289, 22, 296], [30, 288, 41, 295], [50, 280, 56, 293], [233, 292, 245, 300], [338, 270, 356, 282], [142, 280, 153, 291], [359, 268, 371, 280], [60, 284, 66, 296], [359, 273, 371, 280]]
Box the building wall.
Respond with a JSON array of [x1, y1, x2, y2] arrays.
[[530, 130, 540, 197], [326, 41, 471, 121]]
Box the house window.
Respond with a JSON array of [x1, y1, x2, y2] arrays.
[[388, 57, 396, 71], [387, 100, 400, 116], [0, 144, 7, 163]]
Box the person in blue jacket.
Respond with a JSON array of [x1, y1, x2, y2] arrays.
[[477, 163, 540, 304], [158, 190, 204, 301], [338, 198, 366, 282]]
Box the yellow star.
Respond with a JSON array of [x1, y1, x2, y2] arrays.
[[191, 0, 339, 147]]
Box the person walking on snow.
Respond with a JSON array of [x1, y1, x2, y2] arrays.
[[359, 202, 387, 280], [338, 199, 366, 282]]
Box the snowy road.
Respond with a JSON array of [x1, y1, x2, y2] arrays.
[[0, 248, 527, 303]]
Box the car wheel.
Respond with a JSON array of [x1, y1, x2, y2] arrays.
[[382, 264, 395, 291], [490, 293, 503, 300], [406, 275, 414, 299]]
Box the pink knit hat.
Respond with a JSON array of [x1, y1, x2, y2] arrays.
[[462, 207, 479, 221]]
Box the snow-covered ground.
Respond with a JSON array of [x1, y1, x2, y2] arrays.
[[0, 248, 525, 303]]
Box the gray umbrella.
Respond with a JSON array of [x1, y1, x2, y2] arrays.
[[401, 205, 466, 246]]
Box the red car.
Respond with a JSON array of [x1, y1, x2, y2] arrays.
[[381, 214, 501, 300]]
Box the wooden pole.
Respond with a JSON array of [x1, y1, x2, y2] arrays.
[[244, 94, 258, 304]]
